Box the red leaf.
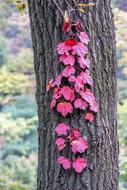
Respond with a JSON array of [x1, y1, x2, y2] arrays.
[[62, 66, 75, 77], [55, 123, 70, 136], [78, 32, 90, 44], [80, 71, 93, 86], [60, 86, 75, 102], [68, 76, 76, 82], [54, 74, 62, 88], [74, 76, 84, 93], [71, 137, 88, 153], [59, 53, 67, 62], [57, 42, 72, 55], [81, 89, 95, 106], [57, 102, 73, 117], [72, 42, 88, 57], [61, 55, 75, 66], [85, 112, 94, 122], [72, 157, 87, 173], [65, 39, 77, 46], [68, 128, 81, 142], [57, 156, 71, 169], [55, 138, 66, 150], [62, 21, 71, 32], [74, 98, 83, 109], [74, 99, 88, 110], [82, 101, 88, 110], [78, 57, 90, 69]]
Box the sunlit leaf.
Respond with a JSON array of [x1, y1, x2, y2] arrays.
[[78, 3, 95, 7], [79, 9, 86, 13]]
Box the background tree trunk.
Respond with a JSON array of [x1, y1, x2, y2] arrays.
[[28, 0, 119, 189]]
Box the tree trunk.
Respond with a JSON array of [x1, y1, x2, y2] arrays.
[[28, 0, 119, 189]]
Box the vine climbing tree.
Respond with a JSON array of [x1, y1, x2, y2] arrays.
[[28, 0, 119, 189]]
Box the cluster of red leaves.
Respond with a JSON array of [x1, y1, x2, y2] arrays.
[[47, 20, 99, 173], [55, 123, 88, 173], [47, 30, 98, 121]]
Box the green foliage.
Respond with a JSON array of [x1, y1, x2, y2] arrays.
[[0, 155, 36, 190], [5, 49, 33, 73], [6, 0, 28, 15], [0, 71, 30, 96], [114, 9, 127, 102], [3, 95, 37, 119], [118, 100, 127, 189], [0, 113, 37, 153]]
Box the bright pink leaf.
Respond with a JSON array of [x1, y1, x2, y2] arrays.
[[50, 99, 56, 109], [78, 32, 90, 44], [85, 112, 94, 122], [90, 101, 99, 113], [71, 137, 88, 153], [72, 42, 88, 57], [60, 86, 75, 102], [68, 128, 81, 141], [55, 138, 65, 150], [72, 157, 87, 173], [74, 76, 84, 93], [78, 57, 90, 69], [68, 76, 76, 82], [62, 66, 75, 77], [62, 55, 75, 66], [57, 156, 71, 169], [54, 74, 62, 88], [81, 89, 95, 106], [55, 123, 70, 136], [74, 99, 88, 110], [74, 98, 83, 109], [57, 102, 73, 117], [82, 101, 88, 110], [80, 71, 93, 86], [59, 53, 68, 62], [57, 42, 72, 55]]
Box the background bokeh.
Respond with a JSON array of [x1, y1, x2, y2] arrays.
[[0, 1, 127, 190]]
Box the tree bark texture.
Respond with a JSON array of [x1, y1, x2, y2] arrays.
[[28, 0, 119, 189]]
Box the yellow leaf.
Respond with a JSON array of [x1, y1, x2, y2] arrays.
[[64, 11, 70, 22], [79, 9, 86, 13], [78, 3, 95, 7]]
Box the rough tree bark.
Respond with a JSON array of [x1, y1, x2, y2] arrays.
[[28, 0, 119, 189]]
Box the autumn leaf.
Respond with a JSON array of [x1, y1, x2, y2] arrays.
[[72, 157, 87, 173], [55, 123, 70, 136], [57, 156, 71, 169], [77, 3, 95, 7]]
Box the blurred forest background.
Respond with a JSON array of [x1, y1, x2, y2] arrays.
[[0, 0, 127, 190]]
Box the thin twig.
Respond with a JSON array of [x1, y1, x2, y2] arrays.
[[64, 0, 73, 10], [52, 0, 64, 17]]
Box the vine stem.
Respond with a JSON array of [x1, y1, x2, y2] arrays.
[[52, 0, 64, 17], [74, 65, 85, 73]]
